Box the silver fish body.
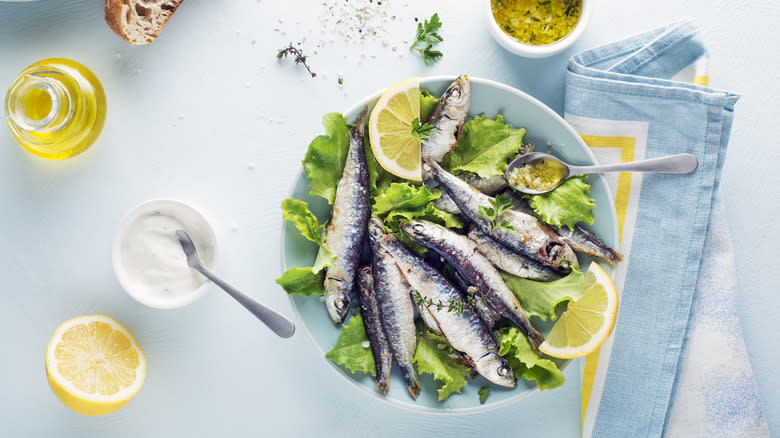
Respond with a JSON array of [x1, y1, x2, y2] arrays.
[[425, 160, 578, 273], [467, 228, 560, 281], [421, 76, 471, 167], [401, 220, 544, 350], [502, 190, 623, 265], [368, 217, 420, 399], [356, 266, 393, 395], [432, 144, 535, 215], [378, 230, 516, 388], [322, 109, 371, 324]]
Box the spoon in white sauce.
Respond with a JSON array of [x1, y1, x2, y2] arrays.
[[176, 230, 296, 338]]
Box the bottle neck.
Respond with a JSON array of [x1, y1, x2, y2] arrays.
[[6, 74, 73, 133]]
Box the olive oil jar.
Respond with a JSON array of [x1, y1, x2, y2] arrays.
[[5, 58, 107, 160]]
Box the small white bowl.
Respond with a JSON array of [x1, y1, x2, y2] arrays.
[[486, 0, 592, 58], [112, 199, 218, 309]]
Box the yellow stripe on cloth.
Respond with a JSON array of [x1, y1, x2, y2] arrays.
[[694, 75, 709, 86], [578, 134, 636, 427]]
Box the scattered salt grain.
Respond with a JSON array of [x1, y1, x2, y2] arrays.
[[361, 341, 371, 348]]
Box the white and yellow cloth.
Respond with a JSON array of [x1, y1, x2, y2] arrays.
[[564, 18, 769, 437]]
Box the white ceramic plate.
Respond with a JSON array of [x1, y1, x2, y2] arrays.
[[281, 76, 618, 414]]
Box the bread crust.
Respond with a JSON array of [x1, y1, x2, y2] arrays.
[[105, 0, 184, 45]]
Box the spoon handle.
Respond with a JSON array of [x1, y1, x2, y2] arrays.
[[568, 153, 698, 176], [194, 265, 296, 338]]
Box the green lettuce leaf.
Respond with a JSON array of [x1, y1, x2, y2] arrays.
[[500, 266, 584, 321], [497, 327, 565, 390], [446, 114, 526, 178], [275, 267, 324, 296], [325, 312, 376, 376], [478, 386, 490, 404], [420, 202, 464, 229], [281, 198, 324, 244], [413, 329, 471, 401], [278, 198, 334, 295], [420, 88, 439, 122], [303, 113, 351, 204], [527, 176, 595, 230], [373, 182, 440, 215]]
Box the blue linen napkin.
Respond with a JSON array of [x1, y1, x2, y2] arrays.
[[563, 18, 768, 437]]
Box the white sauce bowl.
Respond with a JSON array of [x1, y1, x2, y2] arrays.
[[112, 199, 218, 309]]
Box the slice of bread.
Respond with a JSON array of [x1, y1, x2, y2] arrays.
[[105, 0, 184, 45]]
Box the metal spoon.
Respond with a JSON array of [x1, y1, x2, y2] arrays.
[[505, 152, 699, 194], [176, 230, 295, 338]]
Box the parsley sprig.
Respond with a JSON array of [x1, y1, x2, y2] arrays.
[[479, 195, 515, 234], [409, 13, 444, 66], [276, 43, 317, 78], [410, 117, 434, 141]]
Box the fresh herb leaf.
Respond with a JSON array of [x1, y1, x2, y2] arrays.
[[527, 176, 595, 230], [500, 266, 584, 321], [409, 13, 444, 65], [412, 289, 486, 317], [276, 266, 324, 296], [479, 195, 516, 233], [276, 43, 316, 78], [302, 113, 351, 204], [478, 386, 490, 404], [410, 117, 434, 141], [413, 327, 471, 401], [325, 312, 376, 376]]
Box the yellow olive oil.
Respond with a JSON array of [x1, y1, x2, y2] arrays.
[[5, 58, 107, 160]]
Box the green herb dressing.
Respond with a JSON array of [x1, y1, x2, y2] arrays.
[[491, 0, 582, 45]]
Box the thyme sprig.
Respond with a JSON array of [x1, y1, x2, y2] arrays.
[[412, 289, 486, 316], [276, 43, 317, 78]]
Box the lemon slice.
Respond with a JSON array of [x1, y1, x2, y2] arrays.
[[368, 77, 423, 181], [45, 315, 146, 416], [539, 262, 619, 359]]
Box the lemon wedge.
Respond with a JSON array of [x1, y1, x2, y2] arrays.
[[368, 77, 423, 181], [45, 315, 146, 416], [539, 262, 619, 359]]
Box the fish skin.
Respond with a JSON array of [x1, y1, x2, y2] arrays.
[[368, 217, 421, 399], [356, 266, 393, 396], [322, 108, 371, 324], [401, 220, 544, 350], [424, 160, 578, 273], [467, 228, 561, 281], [501, 190, 623, 265], [433, 144, 535, 215], [378, 230, 516, 388], [421, 76, 471, 168]]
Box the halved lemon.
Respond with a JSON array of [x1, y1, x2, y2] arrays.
[[539, 262, 619, 359], [45, 315, 146, 416], [368, 77, 423, 181]]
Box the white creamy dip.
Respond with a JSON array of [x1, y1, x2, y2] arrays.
[[113, 200, 217, 309]]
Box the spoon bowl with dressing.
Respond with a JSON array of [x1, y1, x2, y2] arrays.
[[505, 151, 699, 194]]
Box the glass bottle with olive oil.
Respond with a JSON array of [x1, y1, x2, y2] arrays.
[[5, 58, 107, 160]]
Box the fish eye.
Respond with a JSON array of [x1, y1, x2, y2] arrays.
[[412, 224, 425, 233], [497, 366, 510, 377], [334, 298, 346, 310]]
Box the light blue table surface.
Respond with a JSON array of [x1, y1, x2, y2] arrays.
[[0, 1, 777, 436]]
